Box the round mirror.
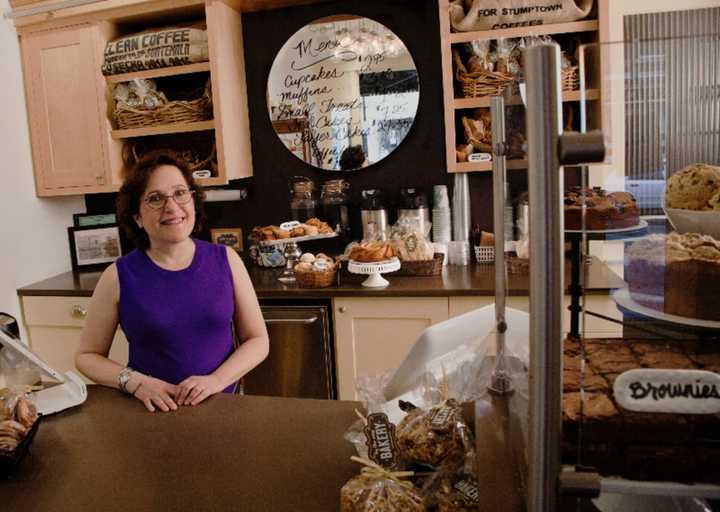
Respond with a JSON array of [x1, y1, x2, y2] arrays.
[[267, 15, 420, 171]]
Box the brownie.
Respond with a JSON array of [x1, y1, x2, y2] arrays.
[[620, 410, 692, 444], [561, 441, 623, 476], [563, 392, 622, 442], [563, 336, 582, 357], [625, 446, 697, 482], [562, 338, 720, 483], [688, 352, 720, 372], [695, 445, 720, 483]]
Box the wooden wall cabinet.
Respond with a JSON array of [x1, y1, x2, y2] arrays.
[[15, 0, 257, 197], [21, 24, 113, 196], [20, 295, 128, 382]]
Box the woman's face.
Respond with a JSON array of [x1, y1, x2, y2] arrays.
[[134, 165, 196, 247]]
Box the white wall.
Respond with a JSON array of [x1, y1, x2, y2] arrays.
[[0, 0, 85, 338]]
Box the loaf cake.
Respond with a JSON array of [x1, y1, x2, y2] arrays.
[[562, 338, 720, 483], [665, 163, 720, 211], [625, 232, 720, 321], [564, 187, 640, 230]]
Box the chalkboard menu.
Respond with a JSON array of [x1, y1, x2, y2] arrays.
[[267, 15, 420, 171]]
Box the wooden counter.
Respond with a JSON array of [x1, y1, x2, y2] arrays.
[[17, 257, 624, 298], [1, 387, 361, 511]]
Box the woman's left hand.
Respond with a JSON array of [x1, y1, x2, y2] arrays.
[[176, 375, 224, 406]]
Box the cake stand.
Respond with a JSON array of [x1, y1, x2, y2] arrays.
[[612, 288, 720, 332], [347, 258, 401, 288], [565, 220, 649, 337]]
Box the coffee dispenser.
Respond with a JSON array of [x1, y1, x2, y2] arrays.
[[360, 189, 388, 241]]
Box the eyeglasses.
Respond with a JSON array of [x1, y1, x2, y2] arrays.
[[142, 188, 195, 210]]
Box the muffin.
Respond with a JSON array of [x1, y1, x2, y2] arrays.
[[665, 163, 720, 210]]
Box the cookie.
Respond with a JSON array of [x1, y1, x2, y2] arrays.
[[665, 163, 720, 210]]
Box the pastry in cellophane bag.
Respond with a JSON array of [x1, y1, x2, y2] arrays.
[[390, 217, 435, 263], [340, 456, 425, 512], [397, 373, 475, 472], [421, 459, 480, 511]]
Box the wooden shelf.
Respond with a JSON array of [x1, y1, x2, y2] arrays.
[[105, 62, 211, 84], [453, 89, 601, 109], [111, 120, 215, 139], [449, 20, 598, 43], [453, 159, 528, 173]]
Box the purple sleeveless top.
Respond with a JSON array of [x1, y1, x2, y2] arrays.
[[117, 239, 236, 393]]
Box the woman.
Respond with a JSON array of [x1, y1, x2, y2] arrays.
[[76, 152, 269, 412]]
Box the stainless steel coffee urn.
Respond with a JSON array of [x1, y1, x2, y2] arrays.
[[360, 189, 388, 240]]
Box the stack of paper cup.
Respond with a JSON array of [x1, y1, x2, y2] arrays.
[[452, 173, 471, 242], [432, 185, 451, 243]]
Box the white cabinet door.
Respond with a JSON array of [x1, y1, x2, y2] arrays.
[[333, 297, 449, 400]]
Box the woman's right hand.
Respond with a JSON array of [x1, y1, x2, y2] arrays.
[[130, 374, 179, 412]]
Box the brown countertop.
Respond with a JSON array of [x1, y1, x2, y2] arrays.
[[17, 257, 624, 298], [2, 387, 361, 511]]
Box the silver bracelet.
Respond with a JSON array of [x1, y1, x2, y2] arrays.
[[118, 367, 134, 394]]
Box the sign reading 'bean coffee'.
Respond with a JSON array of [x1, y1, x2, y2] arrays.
[[363, 413, 400, 469], [102, 27, 209, 76], [614, 369, 720, 414]]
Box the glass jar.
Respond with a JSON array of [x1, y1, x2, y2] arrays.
[[320, 179, 350, 237], [289, 176, 316, 222]]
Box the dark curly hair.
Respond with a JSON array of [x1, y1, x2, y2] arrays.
[[339, 145, 366, 170], [116, 151, 206, 251]]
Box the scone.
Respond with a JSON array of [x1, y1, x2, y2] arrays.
[[665, 163, 720, 210]]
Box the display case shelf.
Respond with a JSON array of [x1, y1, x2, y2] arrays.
[[110, 120, 215, 139], [453, 159, 528, 173], [453, 89, 601, 109]]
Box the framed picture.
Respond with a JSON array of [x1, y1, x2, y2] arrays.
[[211, 228, 243, 252], [68, 225, 122, 271], [73, 213, 117, 227]]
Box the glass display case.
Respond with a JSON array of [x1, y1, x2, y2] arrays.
[[482, 30, 720, 511], [556, 32, 720, 508]]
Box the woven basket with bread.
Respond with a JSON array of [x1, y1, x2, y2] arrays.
[[294, 253, 339, 288]]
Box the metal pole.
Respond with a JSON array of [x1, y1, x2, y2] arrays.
[[489, 96, 512, 395], [525, 44, 564, 512]]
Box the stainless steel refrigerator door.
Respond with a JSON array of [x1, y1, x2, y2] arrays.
[[241, 306, 335, 399]]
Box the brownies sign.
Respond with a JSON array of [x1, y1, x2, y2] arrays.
[[614, 369, 720, 414]]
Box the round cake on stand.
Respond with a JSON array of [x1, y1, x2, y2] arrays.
[[348, 258, 401, 288]]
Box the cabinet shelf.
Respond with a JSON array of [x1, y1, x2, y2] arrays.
[[449, 20, 599, 43], [453, 159, 528, 172], [111, 120, 215, 139], [104, 62, 211, 84], [453, 89, 600, 109]]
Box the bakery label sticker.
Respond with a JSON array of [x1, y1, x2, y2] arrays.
[[453, 478, 480, 506], [364, 413, 400, 469], [614, 369, 720, 414], [429, 402, 458, 432]]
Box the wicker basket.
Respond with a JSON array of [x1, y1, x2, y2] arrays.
[[561, 66, 579, 92], [391, 253, 444, 276], [295, 262, 340, 288], [114, 80, 213, 130], [457, 67, 515, 98], [475, 245, 495, 264], [453, 49, 515, 99]]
